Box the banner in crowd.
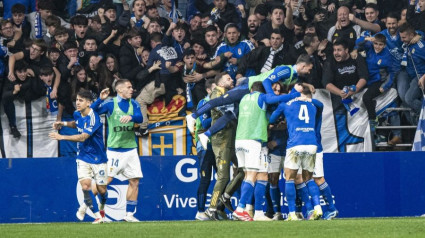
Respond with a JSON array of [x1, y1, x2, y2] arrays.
[[313, 89, 398, 152], [0, 89, 398, 158], [412, 96, 425, 151], [1, 152, 425, 223]]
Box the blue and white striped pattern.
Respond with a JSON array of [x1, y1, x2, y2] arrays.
[[412, 96, 425, 151]]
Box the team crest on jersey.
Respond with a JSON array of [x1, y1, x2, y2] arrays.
[[412, 48, 416, 54], [377, 59, 382, 65], [334, 33, 338, 38], [270, 75, 276, 80], [79, 51, 84, 57], [350, 33, 354, 38], [238, 48, 242, 55]]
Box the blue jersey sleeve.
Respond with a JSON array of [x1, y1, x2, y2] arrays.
[[130, 99, 143, 123], [269, 103, 286, 124], [91, 98, 113, 115], [199, 100, 212, 129]]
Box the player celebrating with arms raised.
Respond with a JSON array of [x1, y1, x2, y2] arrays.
[[91, 79, 144, 222], [49, 89, 108, 224]]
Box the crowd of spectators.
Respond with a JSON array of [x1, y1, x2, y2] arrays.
[[0, 0, 424, 147]]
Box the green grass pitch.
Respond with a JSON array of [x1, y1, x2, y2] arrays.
[[2, 218, 425, 238]]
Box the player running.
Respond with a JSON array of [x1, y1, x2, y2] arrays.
[[49, 89, 108, 224]]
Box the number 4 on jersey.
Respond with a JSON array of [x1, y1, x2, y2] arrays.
[[298, 105, 310, 123]]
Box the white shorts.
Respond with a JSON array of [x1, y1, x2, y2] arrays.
[[268, 154, 283, 173], [235, 140, 267, 172], [76, 160, 108, 185], [284, 145, 317, 172], [313, 152, 324, 178], [107, 148, 143, 179]]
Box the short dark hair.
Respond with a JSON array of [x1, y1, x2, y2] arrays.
[[146, 5, 157, 12], [399, 22, 415, 35], [296, 54, 312, 65], [270, 28, 284, 38], [77, 89, 93, 101], [254, 4, 268, 17], [302, 85, 312, 96], [205, 25, 217, 33], [54, 26, 68, 37], [11, 3, 26, 14], [33, 39, 48, 53], [205, 78, 215, 90], [183, 48, 195, 58], [150, 32, 163, 43], [303, 33, 318, 47], [374, 33, 387, 44], [333, 39, 349, 50], [15, 60, 28, 72], [251, 81, 265, 93], [45, 15, 60, 27], [70, 15, 88, 26], [126, 27, 141, 39], [114, 78, 131, 90], [48, 47, 60, 54], [271, 6, 285, 15], [63, 41, 78, 51], [214, 72, 229, 85], [39, 66, 54, 76], [90, 15, 102, 24], [386, 12, 399, 21], [37, 0, 55, 11], [365, 3, 379, 11]]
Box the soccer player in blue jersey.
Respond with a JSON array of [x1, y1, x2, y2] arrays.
[[270, 85, 323, 221], [91, 79, 144, 222], [232, 82, 301, 221], [311, 97, 339, 220], [49, 89, 108, 224], [186, 54, 313, 143]]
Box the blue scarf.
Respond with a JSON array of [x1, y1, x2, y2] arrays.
[[131, 13, 144, 28], [185, 62, 197, 109], [34, 12, 43, 39], [45, 85, 58, 114], [401, 43, 408, 67]]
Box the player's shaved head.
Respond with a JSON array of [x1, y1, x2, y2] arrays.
[[251, 81, 265, 93], [114, 78, 131, 90]]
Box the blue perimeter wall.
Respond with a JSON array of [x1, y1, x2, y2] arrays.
[[1, 152, 425, 223]]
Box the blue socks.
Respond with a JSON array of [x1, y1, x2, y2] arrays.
[[237, 180, 254, 210], [83, 190, 99, 213], [254, 180, 267, 211], [98, 191, 108, 206], [319, 181, 336, 211], [306, 179, 321, 207], [296, 182, 313, 211], [204, 130, 211, 137], [285, 181, 296, 213], [126, 200, 138, 214], [270, 185, 281, 213], [197, 193, 206, 212]]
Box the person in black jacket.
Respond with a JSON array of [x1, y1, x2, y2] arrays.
[[236, 29, 297, 78], [207, 0, 242, 32], [407, 0, 425, 33], [119, 28, 145, 87], [2, 60, 45, 138]]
